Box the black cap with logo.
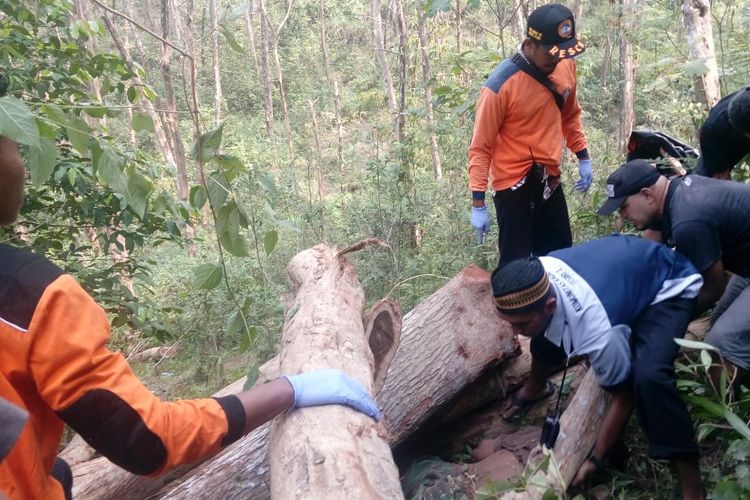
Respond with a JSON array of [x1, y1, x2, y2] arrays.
[[527, 3, 585, 59], [596, 159, 662, 215]]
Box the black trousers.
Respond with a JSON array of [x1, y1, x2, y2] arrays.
[[530, 297, 698, 460], [52, 457, 73, 500], [493, 167, 572, 266]]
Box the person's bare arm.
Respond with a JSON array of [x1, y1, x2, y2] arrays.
[[235, 378, 294, 434], [0, 137, 25, 225], [695, 260, 729, 315]]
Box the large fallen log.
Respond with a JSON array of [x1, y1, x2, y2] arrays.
[[268, 244, 403, 499], [73, 264, 517, 499]]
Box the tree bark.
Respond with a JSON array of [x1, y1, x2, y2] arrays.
[[455, 0, 463, 54], [394, 0, 407, 145], [244, 3, 260, 78], [270, 0, 295, 162], [682, 0, 720, 109], [574, 0, 584, 31], [258, 0, 274, 138], [268, 245, 403, 499], [308, 99, 325, 202], [618, 0, 637, 154], [161, 0, 190, 202], [417, 12, 443, 181], [371, 0, 399, 141], [511, 0, 525, 44], [209, 0, 223, 124]]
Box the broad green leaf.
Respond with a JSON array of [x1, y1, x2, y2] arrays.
[[127, 171, 153, 218], [142, 85, 157, 101], [724, 407, 750, 441], [688, 395, 725, 418], [28, 135, 57, 185], [207, 171, 230, 209], [426, 0, 451, 17], [190, 123, 224, 162], [127, 86, 138, 103], [263, 230, 278, 256], [674, 338, 717, 351], [39, 103, 68, 126], [225, 3, 250, 23], [227, 308, 247, 336], [222, 29, 245, 54], [193, 263, 223, 290], [257, 171, 279, 197], [243, 363, 260, 389], [215, 154, 246, 180], [0, 96, 39, 148], [189, 185, 208, 209], [217, 203, 249, 256], [66, 115, 91, 155], [96, 147, 128, 195], [83, 105, 108, 118], [131, 112, 154, 133], [239, 326, 258, 353]]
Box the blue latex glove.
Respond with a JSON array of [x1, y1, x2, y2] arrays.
[[283, 369, 380, 420], [470, 206, 490, 244], [575, 158, 593, 192]]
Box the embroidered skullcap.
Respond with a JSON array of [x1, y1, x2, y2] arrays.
[[491, 256, 551, 314]]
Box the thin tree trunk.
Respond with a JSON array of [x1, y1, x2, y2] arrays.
[[394, 0, 407, 145], [270, 0, 295, 162], [99, 10, 178, 188], [371, 0, 399, 141], [74, 0, 106, 128], [511, 0, 525, 44], [455, 0, 463, 54], [209, 0, 223, 124], [618, 0, 637, 153], [319, 0, 344, 176], [244, 4, 260, 78], [682, 0, 720, 108], [308, 99, 325, 202], [600, 31, 612, 90], [574, 0, 583, 31], [417, 12, 442, 181], [258, 0, 274, 138], [161, 0, 190, 202]]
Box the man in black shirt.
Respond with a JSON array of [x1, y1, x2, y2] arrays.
[[598, 159, 750, 385], [695, 86, 750, 180]]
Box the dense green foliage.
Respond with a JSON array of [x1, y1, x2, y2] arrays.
[[3, 0, 750, 496]]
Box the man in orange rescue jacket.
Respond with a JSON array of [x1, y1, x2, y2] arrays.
[[0, 136, 379, 499], [468, 3, 593, 264]]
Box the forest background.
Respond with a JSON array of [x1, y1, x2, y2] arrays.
[[1, 0, 750, 497]]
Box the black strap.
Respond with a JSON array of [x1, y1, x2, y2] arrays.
[[511, 52, 565, 111]]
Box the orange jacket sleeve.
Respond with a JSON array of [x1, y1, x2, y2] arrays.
[[28, 275, 245, 476], [468, 86, 507, 195]]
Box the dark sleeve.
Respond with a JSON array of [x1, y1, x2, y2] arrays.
[[672, 220, 722, 272], [698, 117, 735, 175]]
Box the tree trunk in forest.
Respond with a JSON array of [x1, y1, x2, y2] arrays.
[[574, 0, 584, 31], [371, 0, 399, 142], [74, 0, 106, 129], [244, 3, 260, 78], [417, 12, 443, 181], [394, 0, 407, 145], [268, 245, 403, 499], [308, 99, 325, 202], [501, 370, 610, 499], [319, 0, 344, 176], [682, 0, 720, 109], [455, 0, 463, 54], [72, 264, 516, 499], [271, 0, 295, 162], [209, 0, 223, 124], [161, 0, 190, 203], [100, 11, 178, 184], [511, 0, 525, 44], [618, 0, 636, 153], [259, 0, 274, 139]]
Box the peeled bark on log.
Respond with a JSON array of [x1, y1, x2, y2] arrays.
[[59, 434, 97, 467], [379, 265, 518, 446], [269, 244, 403, 499]]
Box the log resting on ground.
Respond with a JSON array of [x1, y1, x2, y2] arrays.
[[72, 264, 517, 499]]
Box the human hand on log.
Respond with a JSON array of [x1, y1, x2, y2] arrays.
[[283, 369, 380, 420]]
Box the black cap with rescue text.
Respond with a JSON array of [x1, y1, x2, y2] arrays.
[[527, 3, 585, 59]]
